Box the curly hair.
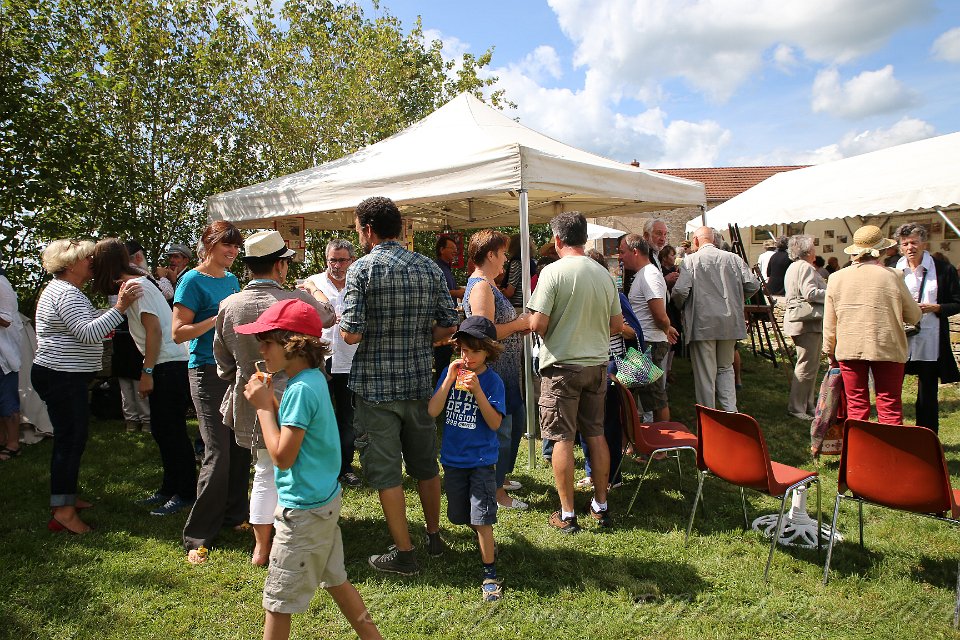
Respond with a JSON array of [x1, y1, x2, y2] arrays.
[[257, 329, 331, 369], [42, 239, 95, 275]]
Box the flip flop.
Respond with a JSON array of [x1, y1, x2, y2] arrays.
[[187, 547, 209, 565], [499, 497, 528, 510]]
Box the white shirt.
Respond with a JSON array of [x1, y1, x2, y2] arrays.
[[897, 252, 939, 362], [307, 272, 358, 374], [125, 276, 188, 365], [628, 264, 668, 343], [757, 250, 774, 280], [0, 275, 22, 374]]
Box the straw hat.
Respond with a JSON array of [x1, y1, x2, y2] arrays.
[[242, 230, 295, 263], [843, 225, 897, 257]]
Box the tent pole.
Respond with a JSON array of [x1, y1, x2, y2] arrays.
[[938, 209, 960, 239], [519, 191, 537, 470]]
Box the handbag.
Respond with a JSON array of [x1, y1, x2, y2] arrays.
[[903, 265, 927, 337], [784, 298, 822, 323], [614, 346, 663, 388]]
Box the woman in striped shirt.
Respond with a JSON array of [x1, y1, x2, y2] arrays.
[[33, 239, 142, 534]]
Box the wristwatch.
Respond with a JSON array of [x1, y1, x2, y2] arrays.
[[142, 367, 154, 375]]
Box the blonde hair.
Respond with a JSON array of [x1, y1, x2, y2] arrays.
[[42, 239, 95, 275]]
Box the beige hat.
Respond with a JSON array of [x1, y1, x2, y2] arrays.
[[242, 230, 295, 263], [843, 225, 897, 257]]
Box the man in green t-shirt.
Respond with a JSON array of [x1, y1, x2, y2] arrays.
[[528, 212, 623, 534]]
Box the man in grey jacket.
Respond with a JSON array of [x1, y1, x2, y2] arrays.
[[672, 226, 760, 411]]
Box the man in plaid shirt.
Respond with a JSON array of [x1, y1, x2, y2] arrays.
[[341, 196, 458, 576]]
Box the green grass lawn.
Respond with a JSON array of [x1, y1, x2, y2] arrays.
[[3, 351, 960, 639]]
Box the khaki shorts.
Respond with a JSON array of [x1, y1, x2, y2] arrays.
[[354, 396, 439, 490], [632, 341, 670, 412], [262, 495, 348, 614], [538, 363, 607, 441]]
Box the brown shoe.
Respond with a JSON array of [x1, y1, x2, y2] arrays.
[[588, 503, 613, 528], [549, 511, 581, 535]]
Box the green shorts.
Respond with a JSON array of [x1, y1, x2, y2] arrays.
[[354, 396, 440, 490], [262, 495, 347, 614]]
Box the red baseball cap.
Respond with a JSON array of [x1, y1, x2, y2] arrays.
[[234, 298, 324, 337]]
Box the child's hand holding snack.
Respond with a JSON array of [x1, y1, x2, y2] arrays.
[[244, 375, 275, 411]]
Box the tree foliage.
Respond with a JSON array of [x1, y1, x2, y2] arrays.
[[0, 0, 504, 312]]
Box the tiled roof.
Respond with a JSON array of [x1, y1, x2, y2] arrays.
[[651, 166, 808, 202]]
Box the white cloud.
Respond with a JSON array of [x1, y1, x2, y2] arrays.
[[492, 61, 730, 167], [773, 44, 798, 70], [512, 45, 564, 83], [546, 0, 933, 103], [932, 27, 960, 62], [811, 65, 916, 118], [740, 117, 936, 165]]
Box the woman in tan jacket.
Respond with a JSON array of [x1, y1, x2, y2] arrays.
[[783, 235, 827, 420], [822, 225, 922, 425]]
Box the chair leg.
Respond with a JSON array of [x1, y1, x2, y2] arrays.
[[858, 501, 864, 549], [675, 450, 683, 492], [954, 561, 960, 628], [739, 487, 750, 529], [822, 494, 843, 585], [685, 471, 706, 544], [763, 490, 791, 582], [815, 478, 822, 555], [626, 455, 656, 515]]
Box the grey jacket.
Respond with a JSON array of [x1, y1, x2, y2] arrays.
[[782, 259, 827, 337], [672, 243, 760, 343], [213, 280, 334, 449]]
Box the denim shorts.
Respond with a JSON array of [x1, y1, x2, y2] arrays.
[[0, 369, 19, 417], [443, 464, 497, 526]]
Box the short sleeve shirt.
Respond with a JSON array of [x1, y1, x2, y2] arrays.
[[306, 272, 358, 374], [275, 368, 341, 509], [527, 255, 621, 369], [340, 241, 459, 401], [436, 366, 505, 469], [174, 269, 240, 368], [628, 264, 668, 343], [125, 276, 188, 365]]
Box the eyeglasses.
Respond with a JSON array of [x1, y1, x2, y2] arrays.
[[328, 258, 352, 264]]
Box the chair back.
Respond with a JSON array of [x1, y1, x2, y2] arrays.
[[839, 420, 959, 518], [612, 377, 641, 450], [695, 404, 773, 492]]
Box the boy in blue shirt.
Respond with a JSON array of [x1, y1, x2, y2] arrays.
[[239, 298, 381, 640], [428, 316, 507, 602]]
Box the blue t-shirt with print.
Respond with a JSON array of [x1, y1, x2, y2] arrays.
[[275, 368, 341, 509], [173, 269, 240, 368], [436, 366, 506, 469]]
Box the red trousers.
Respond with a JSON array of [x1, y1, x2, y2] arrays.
[[838, 360, 906, 425]]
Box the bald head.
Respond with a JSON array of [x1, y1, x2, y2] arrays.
[[691, 226, 716, 250]]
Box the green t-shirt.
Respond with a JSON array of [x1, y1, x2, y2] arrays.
[[527, 255, 621, 369]]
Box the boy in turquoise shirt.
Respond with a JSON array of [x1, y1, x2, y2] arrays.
[[240, 298, 381, 640]]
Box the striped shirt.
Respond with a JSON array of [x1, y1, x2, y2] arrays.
[[34, 279, 124, 372], [341, 241, 459, 401]]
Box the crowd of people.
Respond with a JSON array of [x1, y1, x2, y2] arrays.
[[1, 195, 958, 638]]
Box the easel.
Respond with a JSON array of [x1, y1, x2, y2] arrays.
[[728, 224, 795, 372]]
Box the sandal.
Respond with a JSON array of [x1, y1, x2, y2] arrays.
[[187, 547, 209, 565], [482, 578, 503, 603], [0, 446, 21, 461]]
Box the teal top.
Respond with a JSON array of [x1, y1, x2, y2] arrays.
[[275, 368, 341, 509], [173, 269, 240, 368]]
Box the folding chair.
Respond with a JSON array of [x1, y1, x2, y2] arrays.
[[822, 419, 960, 627], [686, 404, 820, 582], [609, 378, 698, 515]]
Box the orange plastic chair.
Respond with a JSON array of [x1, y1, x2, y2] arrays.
[[686, 404, 821, 581], [609, 378, 698, 515], [822, 419, 960, 627]]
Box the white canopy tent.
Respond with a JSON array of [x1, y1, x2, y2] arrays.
[[208, 92, 705, 466], [586, 222, 627, 241], [686, 131, 960, 233]]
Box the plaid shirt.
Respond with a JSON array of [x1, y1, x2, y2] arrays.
[[341, 241, 458, 401]]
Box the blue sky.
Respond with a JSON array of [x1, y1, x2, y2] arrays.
[[367, 0, 960, 168]]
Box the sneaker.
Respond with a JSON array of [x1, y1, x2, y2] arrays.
[[150, 495, 194, 516], [588, 502, 613, 528], [482, 578, 503, 602], [575, 476, 594, 489], [141, 421, 152, 434], [125, 421, 139, 433], [136, 491, 170, 507], [609, 480, 624, 490], [425, 530, 446, 557], [502, 479, 522, 491], [340, 472, 362, 488], [548, 511, 581, 535], [368, 546, 419, 575]]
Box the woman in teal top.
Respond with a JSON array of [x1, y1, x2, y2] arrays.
[[171, 221, 246, 564]]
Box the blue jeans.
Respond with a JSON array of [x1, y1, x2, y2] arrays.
[[579, 379, 624, 484], [32, 365, 93, 507]]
